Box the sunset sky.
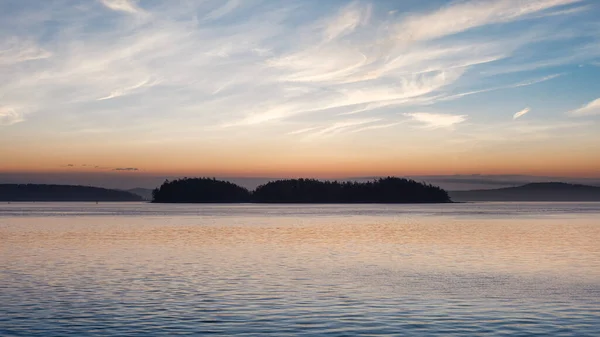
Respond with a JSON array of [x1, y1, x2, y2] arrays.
[[1, 0, 600, 184]]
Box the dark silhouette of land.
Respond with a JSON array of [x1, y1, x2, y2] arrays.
[[6, 181, 597, 203], [152, 177, 450, 203], [0, 184, 143, 202], [449, 182, 600, 202], [152, 178, 252, 203]]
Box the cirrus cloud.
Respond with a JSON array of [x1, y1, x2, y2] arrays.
[[513, 107, 531, 120], [113, 167, 139, 171], [100, 0, 142, 14], [0, 106, 24, 126], [569, 98, 600, 116], [404, 112, 467, 129]]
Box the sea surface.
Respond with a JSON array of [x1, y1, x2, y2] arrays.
[[1, 202, 599, 336]]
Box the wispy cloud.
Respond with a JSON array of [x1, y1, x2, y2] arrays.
[[100, 0, 142, 14], [97, 78, 159, 100], [0, 106, 24, 126], [204, 0, 242, 21], [287, 127, 320, 135], [113, 167, 139, 171], [289, 119, 404, 138], [232, 69, 465, 126], [0, 0, 594, 149], [394, 0, 582, 42], [513, 107, 531, 120], [569, 98, 600, 116], [322, 2, 371, 41], [440, 73, 563, 102], [0, 38, 52, 65], [513, 73, 564, 87], [404, 112, 467, 129], [350, 122, 404, 133], [58, 164, 141, 171], [304, 118, 382, 139]]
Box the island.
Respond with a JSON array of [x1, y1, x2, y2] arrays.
[[152, 178, 251, 203], [152, 177, 451, 203], [0, 184, 144, 202]]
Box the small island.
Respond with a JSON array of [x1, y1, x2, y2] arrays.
[[152, 177, 451, 203]]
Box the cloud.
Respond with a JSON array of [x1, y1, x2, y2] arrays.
[[0, 106, 24, 126], [350, 122, 404, 133], [404, 112, 467, 129], [287, 127, 320, 135], [322, 2, 371, 41], [100, 0, 141, 14], [569, 98, 600, 116], [97, 78, 159, 100], [513, 73, 564, 87], [113, 167, 139, 171], [513, 107, 530, 120], [233, 69, 465, 126], [0, 0, 594, 140], [440, 73, 563, 102], [395, 0, 582, 42], [204, 0, 242, 21], [0, 38, 52, 65], [304, 118, 382, 138]]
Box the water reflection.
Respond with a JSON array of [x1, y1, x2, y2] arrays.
[[1, 203, 599, 336]]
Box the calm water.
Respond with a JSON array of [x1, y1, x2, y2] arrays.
[[1, 202, 599, 336]]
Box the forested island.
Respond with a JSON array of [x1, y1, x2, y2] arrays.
[[151, 178, 252, 203], [152, 177, 451, 203], [0, 184, 143, 202]]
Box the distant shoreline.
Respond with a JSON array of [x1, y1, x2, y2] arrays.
[[0, 184, 143, 202], [5, 181, 599, 203], [449, 182, 600, 202]]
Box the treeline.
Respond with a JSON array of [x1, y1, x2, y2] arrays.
[[0, 184, 143, 202], [152, 177, 451, 203], [151, 178, 251, 203]]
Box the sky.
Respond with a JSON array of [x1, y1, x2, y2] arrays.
[[1, 0, 600, 186]]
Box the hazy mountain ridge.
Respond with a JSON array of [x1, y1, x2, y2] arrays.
[[0, 184, 143, 202], [450, 182, 600, 202], [2, 173, 599, 191], [126, 188, 153, 200]]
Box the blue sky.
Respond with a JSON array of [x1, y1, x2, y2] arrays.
[[1, 0, 599, 178]]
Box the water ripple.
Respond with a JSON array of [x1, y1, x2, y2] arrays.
[[1, 203, 599, 336]]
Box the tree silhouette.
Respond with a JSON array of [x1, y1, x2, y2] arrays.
[[152, 177, 450, 203], [252, 177, 450, 203], [152, 177, 252, 203]]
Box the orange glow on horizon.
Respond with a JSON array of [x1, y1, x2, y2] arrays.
[[2, 137, 599, 179]]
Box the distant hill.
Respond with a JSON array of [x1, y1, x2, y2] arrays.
[[126, 188, 154, 200], [0, 184, 143, 202], [449, 182, 600, 202]]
